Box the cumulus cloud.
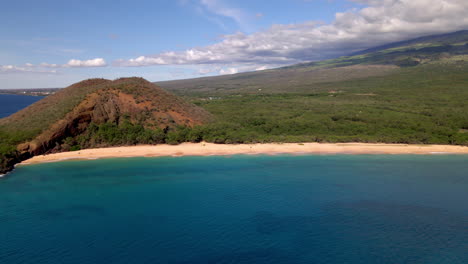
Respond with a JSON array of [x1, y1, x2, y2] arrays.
[[116, 0, 468, 67], [65, 58, 107, 67]]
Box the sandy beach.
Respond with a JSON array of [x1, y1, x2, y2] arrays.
[[20, 142, 468, 165]]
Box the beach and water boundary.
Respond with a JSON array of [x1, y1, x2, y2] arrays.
[[20, 142, 468, 165]]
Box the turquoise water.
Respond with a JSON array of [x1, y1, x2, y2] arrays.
[[1, 155, 467, 263], [0, 94, 44, 118]]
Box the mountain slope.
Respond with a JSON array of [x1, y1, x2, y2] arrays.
[[157, 65, 399, 95], [157, 30, 468, 96], [0, 77, 211, 173], [352, 30, 468, 55]]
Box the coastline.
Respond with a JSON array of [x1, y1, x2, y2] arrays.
[[20, 142, 468, 165]]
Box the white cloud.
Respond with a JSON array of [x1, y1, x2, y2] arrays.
[[195, 63, 274, 76], [1, 58, 108, 74], [40, 62, 60, 68], [38, 58, 107, 68], [199, 0, 250, 30], [65, 58, 107, 67], [116, 0, 468, 67], [219, 67, 238, 75], [255, 65, 268, 71], [180, 0, 252, 31], [0, 65, 57, 74], [117, 56, 166, 67]]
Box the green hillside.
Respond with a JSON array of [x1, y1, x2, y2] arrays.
[[183, 63, 468, 145], [155, 31, 468, 145], [157, 31, 468, 95]]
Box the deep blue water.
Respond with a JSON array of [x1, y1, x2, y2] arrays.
[[0, 94, 44, 118], [1, 155, 467, 263]]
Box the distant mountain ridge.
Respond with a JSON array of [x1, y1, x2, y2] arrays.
[[352, 30, 468, 55]]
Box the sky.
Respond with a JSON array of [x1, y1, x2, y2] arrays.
[[1, 0, 467, 89]]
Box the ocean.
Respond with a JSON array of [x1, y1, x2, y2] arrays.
[[1, 155, 467, 263], [0, 94, 44, 118]]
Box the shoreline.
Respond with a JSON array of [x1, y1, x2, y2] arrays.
[[20, 142, 468, 165]]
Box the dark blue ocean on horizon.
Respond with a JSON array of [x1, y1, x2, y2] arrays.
[[0, 93, 44, 118], [1, 155, 467, 263]]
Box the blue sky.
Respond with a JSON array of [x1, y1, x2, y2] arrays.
[[1, 0, 467, 88]]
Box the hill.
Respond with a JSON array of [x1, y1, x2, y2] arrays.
[[0, 77, 211, 173]]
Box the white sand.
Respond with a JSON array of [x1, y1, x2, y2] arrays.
[[20, 142, 468, 165]]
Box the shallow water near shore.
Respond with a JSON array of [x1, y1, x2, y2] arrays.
[[1, 155, 468, 263]]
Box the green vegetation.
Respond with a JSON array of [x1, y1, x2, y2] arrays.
[[0, 132, 33, 173], [292, 41, 468, 69], [180, 63, 468, 145], [0, 121, 197, 173], [60, 121, 167, 150]]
